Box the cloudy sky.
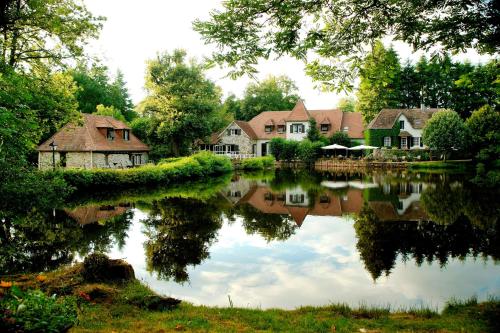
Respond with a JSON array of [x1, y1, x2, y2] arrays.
[[83, 0, 492, 109]]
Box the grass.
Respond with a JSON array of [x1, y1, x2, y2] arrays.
[[408, 160, 471, 171], [3, 265, 498, 333], [236, 155, 275, 170]]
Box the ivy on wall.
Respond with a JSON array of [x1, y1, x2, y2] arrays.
[[365, 123, 400, 147]]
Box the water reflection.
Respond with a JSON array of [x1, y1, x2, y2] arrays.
[[1, 170, 498, 309]]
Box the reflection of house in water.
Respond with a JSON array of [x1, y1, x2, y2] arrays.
[[226, 180, 363, 227], [370, 181, 429, 221], [221, 175, 253, 204], [64, 204, 131, 225]]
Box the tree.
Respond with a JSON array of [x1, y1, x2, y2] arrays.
[[0, 0, 103, 70], [337, 97, 356, 113], [330, 132, 351, 147], [466, 105, 500, 161], [138, 49, 223, 157], [422, 110, 467, 160], [193, 0, 499, 90], [355, 41, 401, 123], [306, 118, 321, 142], [71, 63, 136, 122], [93, 104, 126, 123], [238, 75, 300, 121]]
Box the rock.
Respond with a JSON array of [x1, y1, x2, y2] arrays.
[[108, 259, 135, 281], [82, 253, 135, 282]]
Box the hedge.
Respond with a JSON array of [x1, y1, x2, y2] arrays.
[[238, 156, 275, 170], [51, 152, 233, 191]]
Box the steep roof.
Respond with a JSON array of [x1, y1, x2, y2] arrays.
[[341, 112, 365, 139], [286, 100, 310, 121], [234, 120, 258, 139], [37, 113, 150, 152], [248, 111, 290, 140], [367, 108, 441, 130]]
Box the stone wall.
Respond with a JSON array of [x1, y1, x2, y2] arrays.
[[38, 151, 149, 169], [219, 123, 255, 154]]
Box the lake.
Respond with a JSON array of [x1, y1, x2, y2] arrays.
[[1, 169, 499, 310]]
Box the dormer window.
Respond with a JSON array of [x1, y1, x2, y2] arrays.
[[321, 124, 330, 132], [399, 120, 405, 129], [265, 125, 273, 133], [343, 126, 349, 132], [123, 129, 130, 141], [277, 125, 285, 133], [107, 128, 115, 141], [290, 124, 305, 133]]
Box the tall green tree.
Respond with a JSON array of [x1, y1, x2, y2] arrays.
[[356, 41, 401, 123], [0, 0, 103, 70], [194, 0, 499, 90], [138, 49, 222, 157], [465, 105, 500, 164], [238, 75, 300, 121], [337, 97, 356, 113], [71, 63, 136, 121], [422, 110, 468, 160]]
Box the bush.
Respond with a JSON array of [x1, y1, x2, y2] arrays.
[[239, 156, 275, 170], [297, 140, 323, 164], [51, 152, 233, 191], [270, 138, 286, 161], [0, 286, 77, 332], [330, 131, 351, 147]]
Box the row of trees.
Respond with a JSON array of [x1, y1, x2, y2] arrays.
[[356, 41, 499, 123]]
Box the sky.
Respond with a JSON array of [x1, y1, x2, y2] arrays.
[[83, 0, 493, 109]]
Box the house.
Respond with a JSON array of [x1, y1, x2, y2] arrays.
[[200, 100, 364, 156], [37, 114, 150, 169], [365, 108, 441, 149]]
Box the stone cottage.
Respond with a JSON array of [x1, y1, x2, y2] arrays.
[[37, 114, 150, 169], [200, 100, 365, 156]]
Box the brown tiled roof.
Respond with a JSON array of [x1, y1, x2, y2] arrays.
[[340, 112, 364, 139], [367, 108, 441, 130], [248, 111, 290, 140], [320, 117, 331, 125], [399, 131, 411, 137], [234, 120, 258, 139], [265, 119, 275, 126], [37, 113, 150, 152], [287, 100, 310, 121]]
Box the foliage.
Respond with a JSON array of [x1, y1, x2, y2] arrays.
[[0, 0, 103, 70], [329, 131, 351, 147], [237, 204, 297, 242], [54, 152, 233, 191], [306, 118, 322, 142], [364, 122, 400, 148], [71, 64, 136, 121], [422, 110, 468, 160], [194, 0, 498, 90], [93, 104, 126, 122], [465, 105, 500, 163], [270, 138, 324, 163], [82, 253, 112, 282], [0, 286, 77, 332], [297, 140, 323, 164], [237, 75, 300, 121], [269, 138, 286, 161], [356, 41, 401, 123], [337, 97, 356, 112], [239, 156, 275, 170], [136, 49, 223, 157]]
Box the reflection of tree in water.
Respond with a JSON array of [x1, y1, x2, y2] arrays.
[[0, 207, 133, 275], [236, 204, 297, 241], [355, 183, 499, 280], [142, 197, 223, 283]]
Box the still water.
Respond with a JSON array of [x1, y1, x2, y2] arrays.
[[2, 170, 499, 309]]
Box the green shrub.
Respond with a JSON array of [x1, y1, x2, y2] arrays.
[[51, 152, 232, 191], [0, 286, 77, 332], [270, 138, 286, 161], [240, 156, 275, 170], [297, 140, 323, 164]]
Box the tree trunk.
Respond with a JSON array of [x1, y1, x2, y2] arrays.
[[7, 0, 21, 67]]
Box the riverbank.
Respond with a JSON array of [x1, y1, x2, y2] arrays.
[[314, 158, 472, 172], [1, 258, 498, 333], [47, 152, 232, 191]]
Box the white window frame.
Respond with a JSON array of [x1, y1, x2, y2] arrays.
[[384, 136, 391, 147], [414, 137, 420, 147], [401, 137, 407, 149]]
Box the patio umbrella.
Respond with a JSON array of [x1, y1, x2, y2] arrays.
[[348, 145, 379, 150], [321, 144, 348, 150]]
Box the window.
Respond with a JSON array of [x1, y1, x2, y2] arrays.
[[401, 137, 407, 149], [319, 195, 330, 204], [289, 194, 305, 204], [277, 125, 285, 133], [320, 124, 329, 132], [60, 152, 67, 167], [226, 128, 241, 136], [384, 136, 391, 147], [105, 154, 109, 166], [106, 128, 115, 141], [264, 192, 274, 201], [399, 120, 405, 129], [265, 125, 273, 133], [123, 129, 130, 141], [413, 137, 420, 147], [290, 124, 305, 133], [343, 126, 349, 132], [252, 144, 256, 154]]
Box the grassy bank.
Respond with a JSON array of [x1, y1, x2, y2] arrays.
[[2, 262, 498, 333], [49, 152, 232, 191], [408, 160, 472, 171]]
